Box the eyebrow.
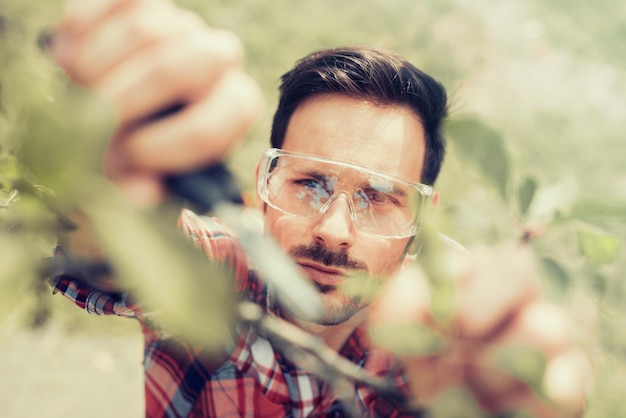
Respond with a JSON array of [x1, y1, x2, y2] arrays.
[[294, 167, 328, 183], [363, 182, 409, 198]]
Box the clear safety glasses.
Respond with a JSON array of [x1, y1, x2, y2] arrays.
[[257, 148, 433, 239]]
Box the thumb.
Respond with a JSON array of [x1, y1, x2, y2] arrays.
[[369, 265, 461, 406], [369, 265, 444, 356], [370, 264, 431, 328]]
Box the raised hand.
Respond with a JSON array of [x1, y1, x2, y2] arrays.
[[49, 0, 263, 205]]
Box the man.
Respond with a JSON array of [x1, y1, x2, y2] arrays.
[[48, 0, 589, 416]]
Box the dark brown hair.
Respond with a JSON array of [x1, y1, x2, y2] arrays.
[[270, 46, 448, 185]]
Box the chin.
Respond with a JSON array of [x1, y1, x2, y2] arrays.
[[313, 293, 367, 326]]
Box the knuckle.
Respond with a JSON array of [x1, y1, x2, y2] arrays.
[[544, 348, 591, 412], [142, 60, 169, 87], [126, 1, 184, 43], [125, 11, 163, 43], [517, 301, 572, 354], [209, 29, 244, 65], [177, 10, 207, 31], [230, 72, 264, 119]]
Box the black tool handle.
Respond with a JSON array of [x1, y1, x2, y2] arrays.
[[164, 165, 244, 214], [144, 104, 243, 213]]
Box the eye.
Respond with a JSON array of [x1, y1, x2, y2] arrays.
[[293, 178, 323, 190], [367, 191, 394, 205], [355, 188, 397, 207]]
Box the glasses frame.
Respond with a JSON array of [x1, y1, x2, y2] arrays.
[[256, 148, 433, 239]]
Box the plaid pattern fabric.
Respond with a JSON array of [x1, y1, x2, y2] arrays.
[[50, 209, 414, 417]]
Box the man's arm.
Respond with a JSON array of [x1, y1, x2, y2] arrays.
[[47, 0, 263, 292]]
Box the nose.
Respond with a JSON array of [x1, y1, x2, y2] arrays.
[[312, 192, 356, 250]]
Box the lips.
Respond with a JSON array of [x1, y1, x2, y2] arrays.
[[297, 262, 346, 287]]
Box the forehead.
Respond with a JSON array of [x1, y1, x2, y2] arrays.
[[282, 94, 426, 183]]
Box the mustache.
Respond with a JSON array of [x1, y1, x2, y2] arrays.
[[290, 244, 367, 271]]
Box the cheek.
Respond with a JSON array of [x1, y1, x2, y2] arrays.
[[364, 239, 409, 276], [264, 208, 311, 248]]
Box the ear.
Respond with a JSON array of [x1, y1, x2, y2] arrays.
[[431, 190, 440, 208], [405, 190, 439, 256], [254, 160, 266, 213]]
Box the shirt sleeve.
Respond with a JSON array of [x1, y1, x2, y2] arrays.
[[176, 208, 251, 293], [50, 245, 140, 317], [49, 208, 252, 318]]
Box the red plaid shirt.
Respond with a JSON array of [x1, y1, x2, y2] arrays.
[[50, 209, 415, 417]]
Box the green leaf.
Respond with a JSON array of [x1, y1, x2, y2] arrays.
[[340, 272, 384, 302], [539, 256, 570, 297], [426, 389, 485, 418], [17, 85, 114, 199], [576, 225, 622, 265], [526, 178, 578, 226], [445, 117, 511, 199], [81, 179, 238, 351], [415, 220, 457, 323], [0, 154, 22, 189], [517, 176, 538, 218], [370, 322, 445, 356], [585, 267, 609, 295], [0, 235, 31, 323], [568, 198, 626, 225], [494, 344, 547, 393]]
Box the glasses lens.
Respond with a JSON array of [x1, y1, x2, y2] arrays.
[[258, 149, 431, 238]]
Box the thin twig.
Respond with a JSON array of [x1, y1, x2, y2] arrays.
[[0, 189, 19, 209]]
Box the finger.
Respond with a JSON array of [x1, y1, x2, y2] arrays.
[[67, 1, 201, 85], [464, 309, 588, 417], [61, 0, 157, 35], [113, 69, 263, 173], [96, 28, 244, 127], [396, 348, 465, 407], [456, 243, 541, 339], [468, 302, 574, 399], [544, 348, 591, 414], [465, 361, 538, 414], [507, 301, 573, 356], [466, 358, 587, 418], [369, 264, 431, 326], [51, 0, 146, 66]]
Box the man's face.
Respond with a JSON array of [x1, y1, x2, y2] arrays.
[[260, 93, 427, 325]]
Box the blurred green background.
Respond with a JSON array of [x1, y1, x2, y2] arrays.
[[1, 0, 625, 417]]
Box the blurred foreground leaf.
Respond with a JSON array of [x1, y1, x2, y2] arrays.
[[446, 117, 511, 200], [81, 178, 238, 351], [340, 272, 384, 304], [526, 178, 578, 226], [494, 344, 547, 394], [426, 389, 485, 418], [517, 176, 538, 219], [370, 322, 445, 356], [17, 85, 113, 200], [0, 235, 32, 322], [567, 198, 626, 225], [576, 225, 622, 266], [416, 219, 458, 324], [0, 154, 22, 189], [538, 256, 570, 297]]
